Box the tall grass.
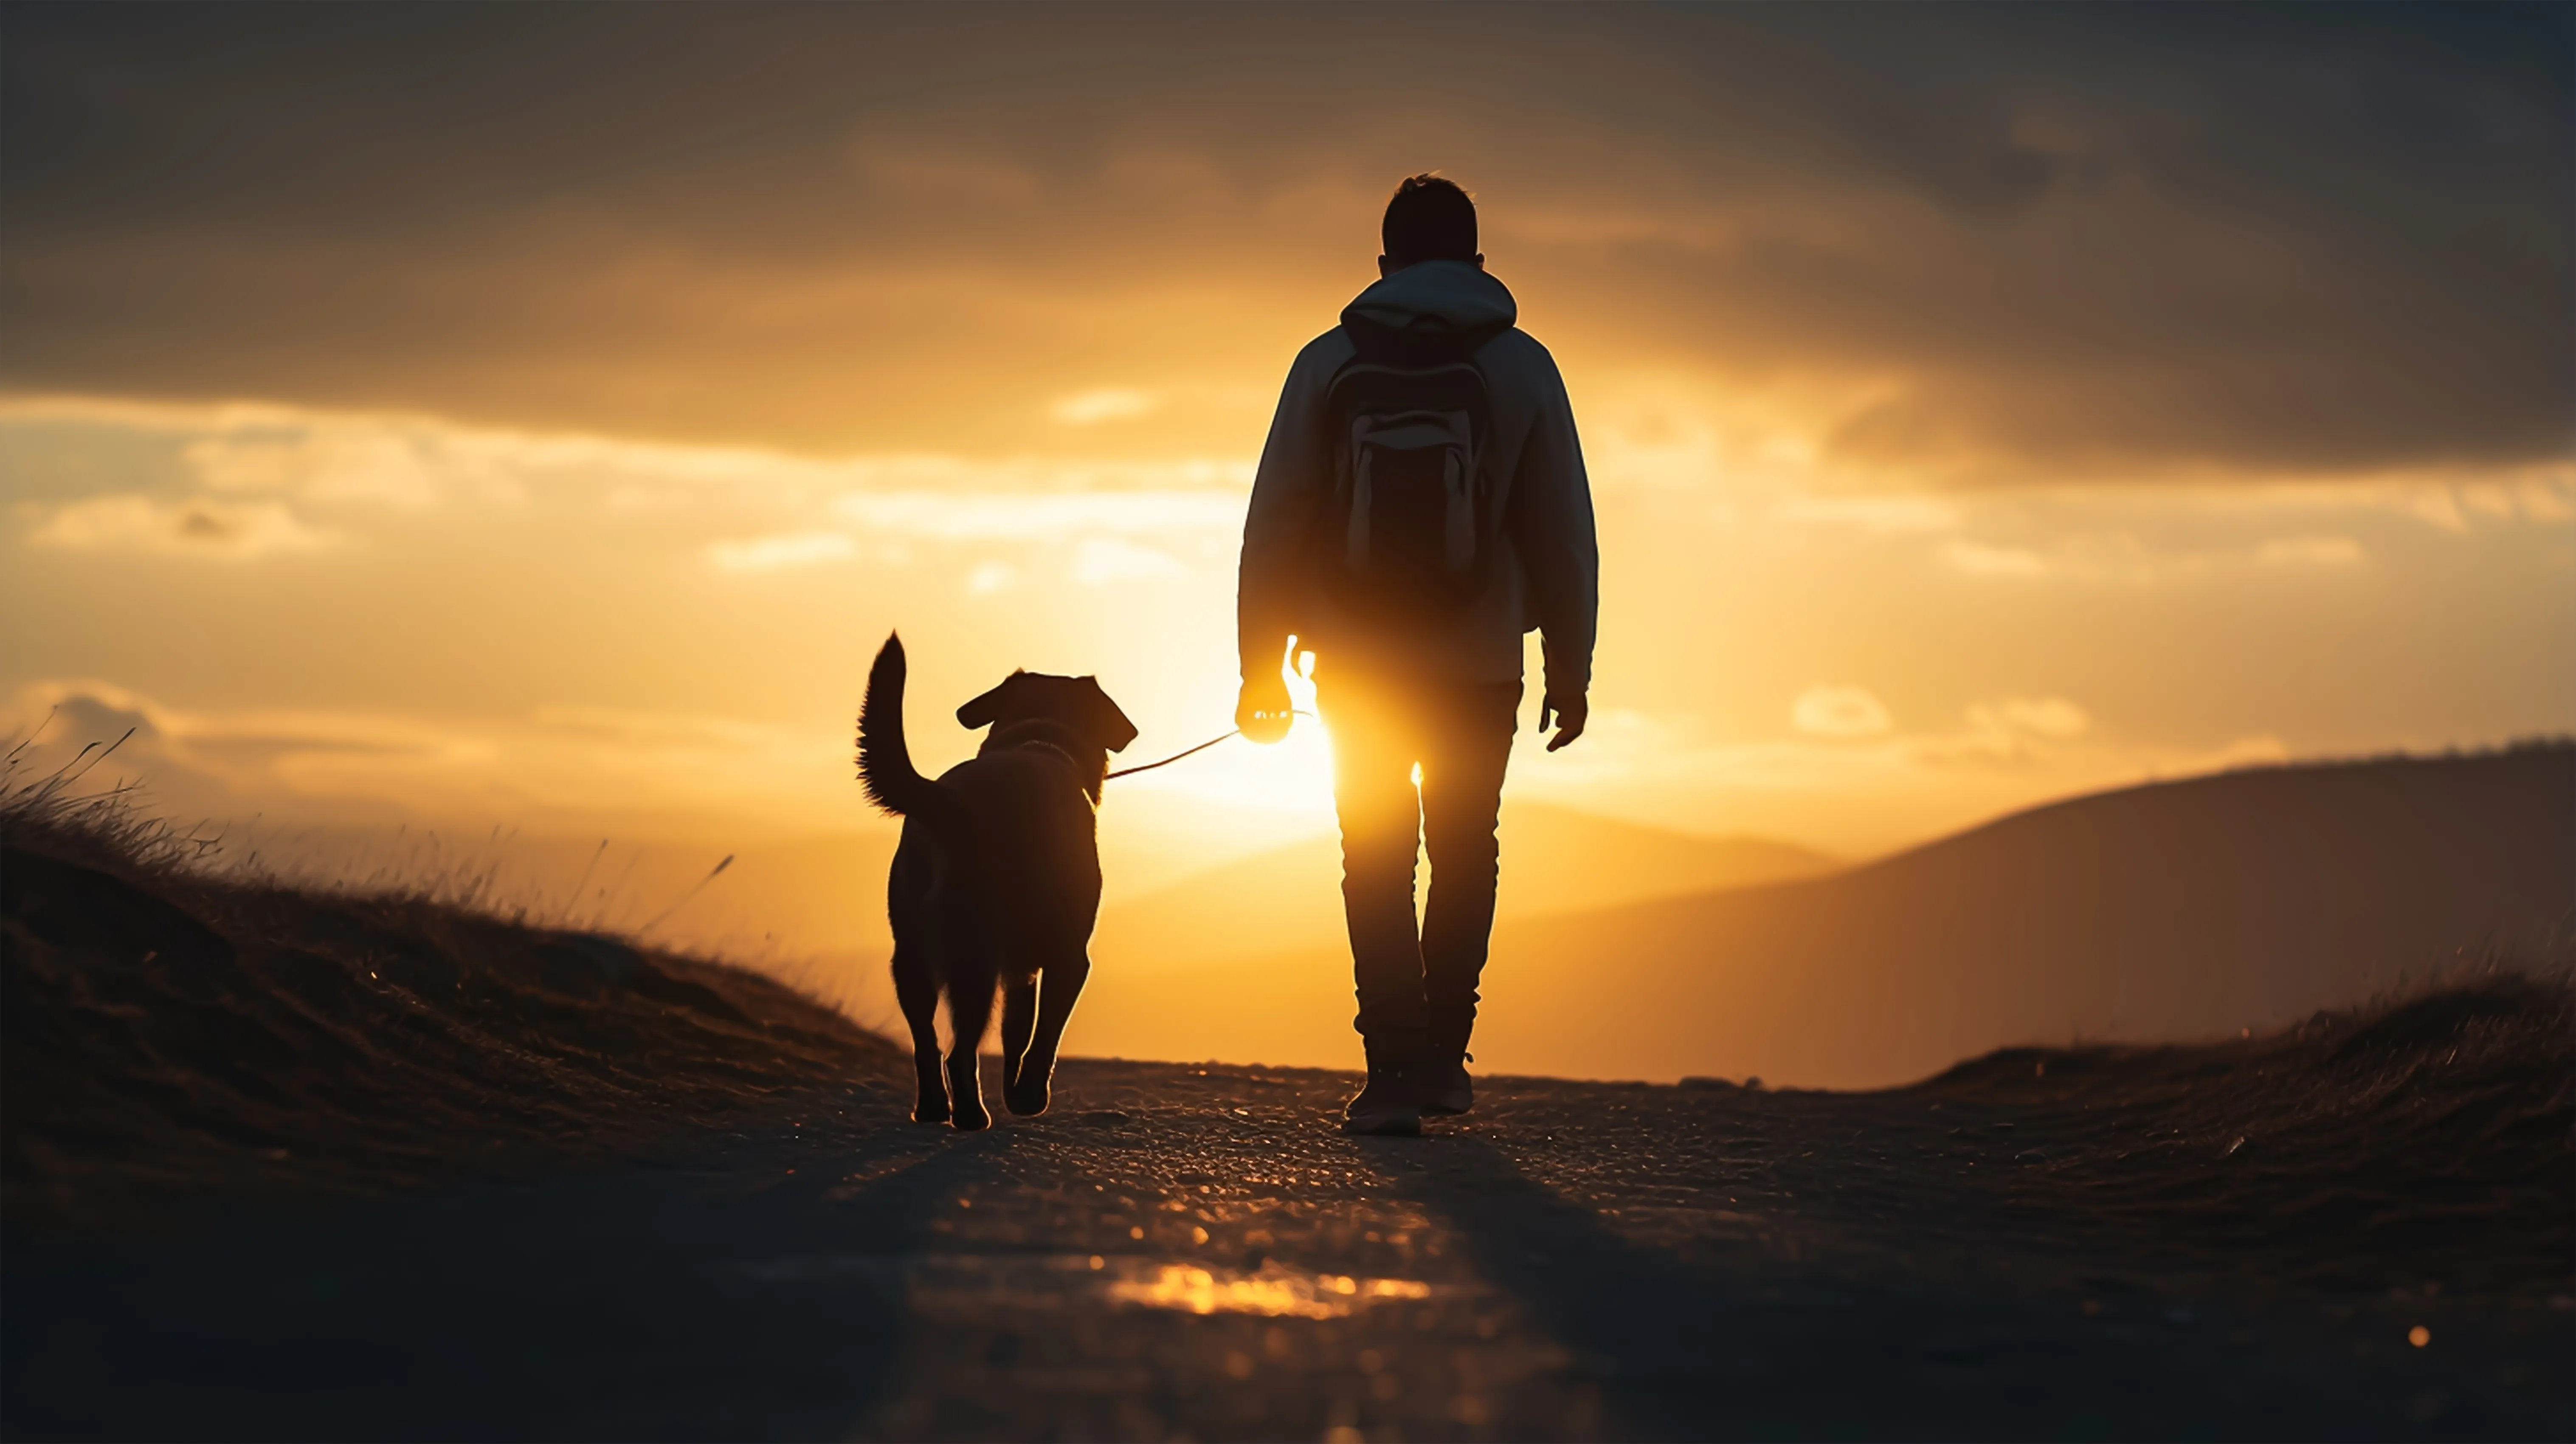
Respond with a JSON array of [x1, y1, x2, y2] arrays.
[[1, 721, 223, 876]]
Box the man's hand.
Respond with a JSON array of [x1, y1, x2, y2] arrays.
[[1236, 671, 1293, 745], [1538, 691, 1588, 752]]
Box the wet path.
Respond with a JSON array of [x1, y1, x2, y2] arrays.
[[6, 1058, 2566, 1440]]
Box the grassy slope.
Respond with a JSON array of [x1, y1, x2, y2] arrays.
[[1904, 976, 2573, 1297], [2, 803, 904, 1235]]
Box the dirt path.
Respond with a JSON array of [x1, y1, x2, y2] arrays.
[[8, 1055, 2566, 1441]]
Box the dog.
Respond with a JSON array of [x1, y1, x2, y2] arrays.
[[855, 632, 1137, 1130]]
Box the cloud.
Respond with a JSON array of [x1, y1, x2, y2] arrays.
[[2, 6, 2562, 478], [1071, 537, 1188, 585], [1942, 541, 2047, 577], [25, 493, 335, 558], [833, 489, 1243, 540], [2254, 534, 2367, 568], [1785, 689, 2092, 768], [1051, 388, 1164, 426], [1971, 696, 2090, 741], [1, 680, 452, 825], [706, 531, 857, 573], [3, 678, 853, 835], [1791, 685, 1893, 739], [184, 426, 453, 507], [1495, 696, 2306, 856], [1910, 474, 2569, 584], [1910, 695, 2097, 768], [1774, 494, 1959, 533], [526, 705, 805, 750], [0, 393, 1258, 498], [0, 396, 1255, 578], [850, 139, 1042, 207]]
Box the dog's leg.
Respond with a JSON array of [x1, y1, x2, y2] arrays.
[[892, 946, 949, 1125], [999, 977, 1038, 1097], [1005, 948, 1090, 1117], [943, 953, 998, 1132]]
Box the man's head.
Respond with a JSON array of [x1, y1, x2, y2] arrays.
[[1380, 174, 1482, 277]]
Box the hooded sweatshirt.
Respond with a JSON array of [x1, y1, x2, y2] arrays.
[[1236, 260, 1599, 699]]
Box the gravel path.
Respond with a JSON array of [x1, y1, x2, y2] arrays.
[[9, 1055, 2567, 1441]]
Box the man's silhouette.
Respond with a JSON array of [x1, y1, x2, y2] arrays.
[[1236, 175, 1598, 1136]]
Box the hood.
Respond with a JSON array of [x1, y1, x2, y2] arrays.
[[1339, 259, 1517, 358]]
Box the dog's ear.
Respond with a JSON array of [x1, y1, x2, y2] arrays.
[[956, 671, 1028, 730], [1079, 677, 1139, 753]]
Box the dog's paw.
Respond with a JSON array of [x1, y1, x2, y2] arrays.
[[946, 1062, 991, 1131], [912, 1063, 952, 1124], [1003, 1078, 1050, 1117]]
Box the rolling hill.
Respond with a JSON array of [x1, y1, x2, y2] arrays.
[[1068, 746, 2575, 1087]]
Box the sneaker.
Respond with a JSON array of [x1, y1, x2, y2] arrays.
[[1418, 1052, 1473, 1117], [1342, 1060, 1422, 1137]]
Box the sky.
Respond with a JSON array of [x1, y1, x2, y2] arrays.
[[4, 3, 2570, 896]]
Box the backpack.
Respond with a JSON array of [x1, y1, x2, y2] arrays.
[[1318, 347, 1495, 616]]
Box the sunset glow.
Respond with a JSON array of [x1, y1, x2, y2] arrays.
[[3, 5, 2567, 1073]]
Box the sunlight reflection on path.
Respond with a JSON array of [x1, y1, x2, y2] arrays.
[[734, 1250, 1441, 1321], [1109, 1261, 1433, 1319]]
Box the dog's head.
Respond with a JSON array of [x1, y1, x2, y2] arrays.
[[957, 670, 1138, 797]]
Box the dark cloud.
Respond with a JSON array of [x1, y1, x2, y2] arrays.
[[2, 3, 2566, 478]]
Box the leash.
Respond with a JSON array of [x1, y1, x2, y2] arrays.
[[1104, 710, 1315, 781]]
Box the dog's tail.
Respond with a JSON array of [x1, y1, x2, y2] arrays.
[[857, 632, 949, 818]]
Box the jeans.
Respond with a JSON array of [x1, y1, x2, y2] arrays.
[[1318, 671, 1522, 1064]]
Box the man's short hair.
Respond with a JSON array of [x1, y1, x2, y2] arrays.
[[1382, 175, 1477, 268]]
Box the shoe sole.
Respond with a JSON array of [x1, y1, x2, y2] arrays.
[[1419, 1101, 1470, 1117]]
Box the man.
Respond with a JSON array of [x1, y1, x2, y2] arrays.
[[1235, 175, 1599, 1136]]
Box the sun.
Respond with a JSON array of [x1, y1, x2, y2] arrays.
[[1127, 648, 1336, 820]]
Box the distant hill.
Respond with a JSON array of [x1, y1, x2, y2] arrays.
[[1092, 803, 1838, 971], [1069, 748, 2575, 1088]]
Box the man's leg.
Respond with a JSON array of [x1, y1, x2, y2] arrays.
[[1319, 672, 1429, 1131], [1419, 680, 1520, 1094], [1321, 673, 1430, 1058]]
